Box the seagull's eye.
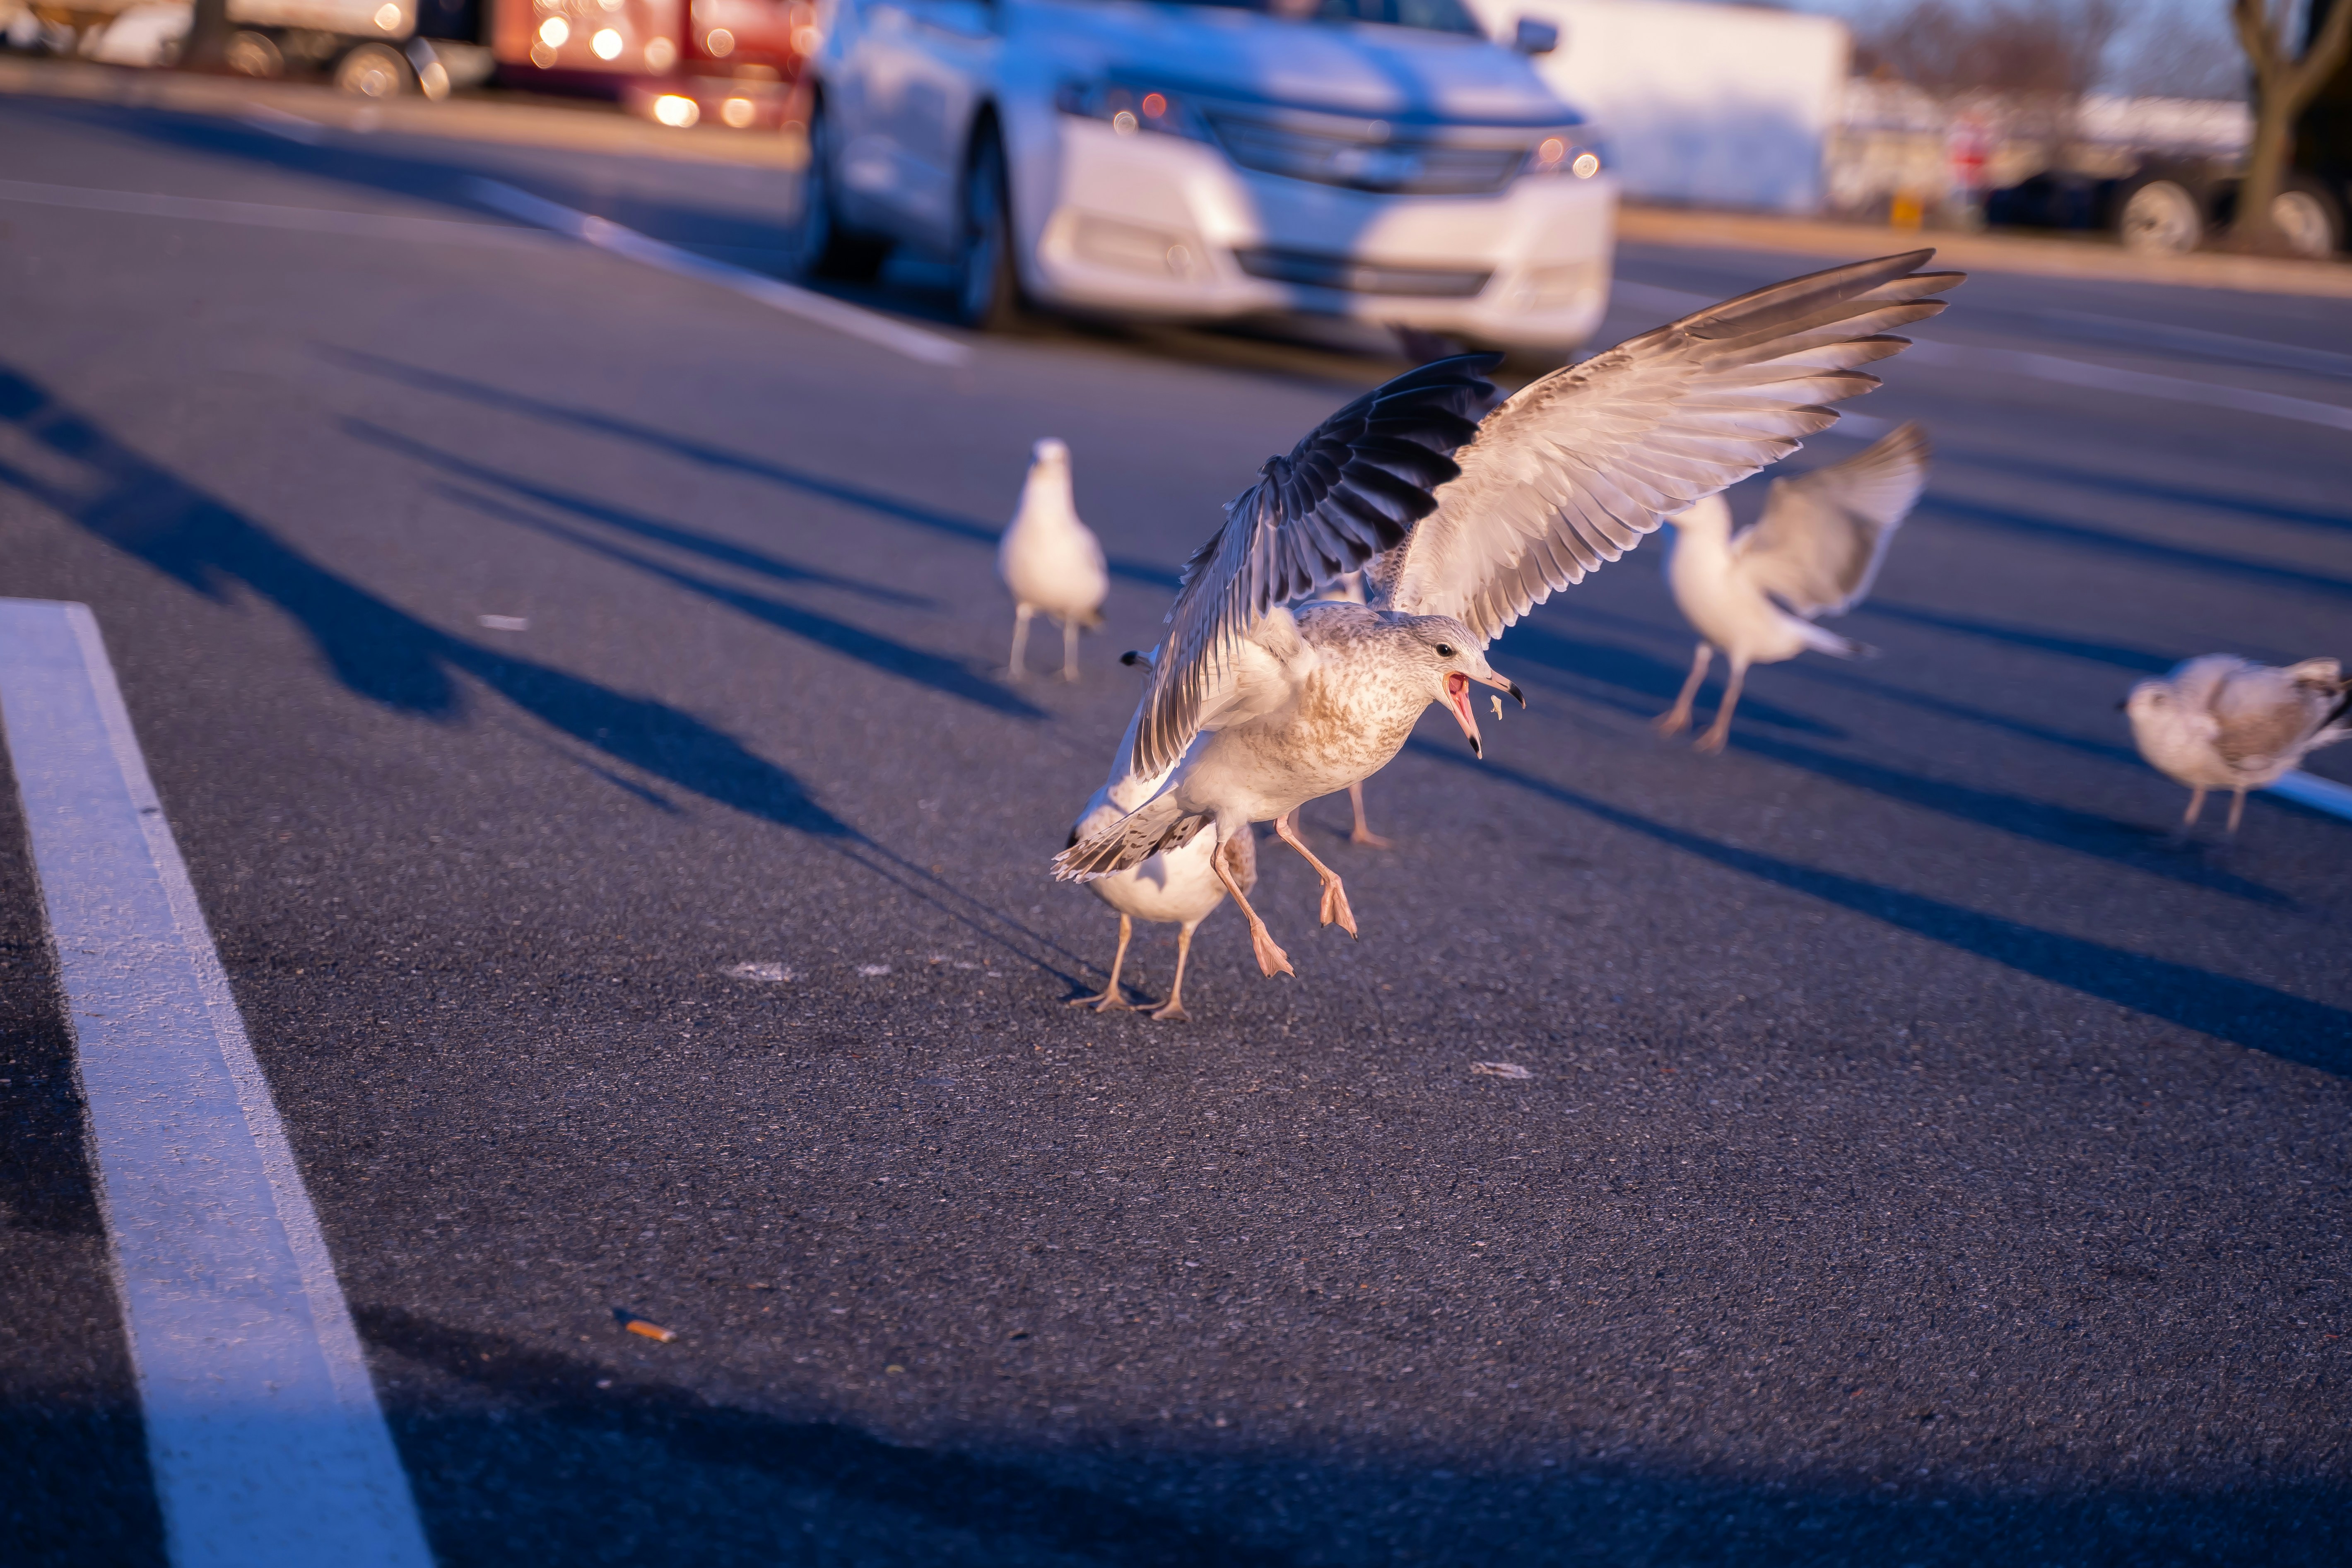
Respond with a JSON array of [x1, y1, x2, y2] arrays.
[[1435, 643, 1456, 658]]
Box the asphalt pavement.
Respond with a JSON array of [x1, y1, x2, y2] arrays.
[[1, 89, 2347, 1566]]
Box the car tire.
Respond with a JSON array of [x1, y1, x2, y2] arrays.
[[2271, 180, 2342, 258], [956, 124, 1022, 332], [788, 98, 891, 283], [224, 29, 282, 77], [334, 41, 410, 97], [2117, 178, 2205, 255]]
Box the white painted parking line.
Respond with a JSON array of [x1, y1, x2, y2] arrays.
[[0, 174, 548, 248], [469, 177, 974, 368], [2269, 769, 2352, 823], [0, 600, 432, 1568]]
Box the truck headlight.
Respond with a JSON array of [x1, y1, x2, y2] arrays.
[[1525, 131, 1605, 179], [1054, 80, 1210, 142]]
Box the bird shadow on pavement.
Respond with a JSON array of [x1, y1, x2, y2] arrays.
[[1945, 444, 2352, 538], [1499, 622, 1847, 739], [1413, 742, 2352, 1079], [1716, 730, 2296, 910], [347, 1303, 2350, 1568], [337, 419, 1048, 721], [0, 364, 1096, 997], [1854, 602, 2180, 675], [324, 348, 1189, 590], [1923, 494, 2352, 603], [0, 362, 848, 839]]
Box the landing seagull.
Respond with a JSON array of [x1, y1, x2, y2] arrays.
[[999, 438, 1107, 680], [2125, 655, 2352, 833], [1065, 650, 1256, 1021], [1655, 421, 1931, 751], [1056, 251, 1963, 978]]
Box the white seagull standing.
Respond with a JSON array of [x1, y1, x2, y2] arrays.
[[1655, 421, 1930, 752], [998, 438, 1107, 680], [1065, 654, 1258, 1020], [1057, 251, 1962, 978], [2125, 655, 2352, 833]]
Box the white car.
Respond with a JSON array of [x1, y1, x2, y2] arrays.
[[791, 0, 1616, 352]]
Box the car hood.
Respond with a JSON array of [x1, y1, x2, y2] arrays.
[[1012, 0, 1578, 126]]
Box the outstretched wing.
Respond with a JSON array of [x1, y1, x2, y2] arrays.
[[1130, 354, 1498, 778], [1734, 421, 1930, 619], [1376, 252, 1961, 643]]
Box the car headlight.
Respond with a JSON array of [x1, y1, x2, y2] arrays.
[[1524, 130, 1606, 179], [1054, 80, 1211, 142]]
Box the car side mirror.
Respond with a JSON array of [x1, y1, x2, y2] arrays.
[[1513, 17, 1558, 54]]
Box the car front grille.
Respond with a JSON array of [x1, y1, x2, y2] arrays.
[[1207, 112, 1528, 197], [1232, 246, 1492, 298]]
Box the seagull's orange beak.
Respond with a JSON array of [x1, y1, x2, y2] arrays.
[[1446, 671, 1482, 758]]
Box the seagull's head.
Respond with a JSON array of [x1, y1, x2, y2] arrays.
[[1403, 614, 1523, 759], [1031, 437, 1071, 468], [2122, 678, 2170, 724]]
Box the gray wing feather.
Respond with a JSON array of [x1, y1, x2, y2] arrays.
[[1131, 355, 1498, 778], [1735, 421, 1931, 619], [1383, 252, 1961, 642]]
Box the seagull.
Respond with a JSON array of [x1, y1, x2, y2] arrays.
[[1654, 421, 1930, 752], [2124, 655, 2352, 833], [1056, 251, 1962, 978], [1065, 652, 1257, 1021], [998, 438, 1107, 680]]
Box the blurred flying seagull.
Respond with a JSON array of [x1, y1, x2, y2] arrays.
[[1655, 421, 1931, 752], [1064, 648, 1257, 1021], [998, 438, 1107, 680], [2125, 655, 2352, 833], [1055, 251, 1962, 979]]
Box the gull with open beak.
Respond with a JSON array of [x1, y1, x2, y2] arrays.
[[1056, 251, 1962, 977]]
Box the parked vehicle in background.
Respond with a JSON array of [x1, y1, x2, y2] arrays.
[[1467, 0, 1848, 217], [5, 0, 447, 93], [1984, 151, 2342, 259], [792, 0, 1616, 351], [473, 0, 813, 125]]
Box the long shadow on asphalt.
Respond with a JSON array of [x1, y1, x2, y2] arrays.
[[0, 362, 848, 837], [1854, 601, 2181, 675], [1413, 741, 2352, 1078], [0, 361, 1099, 1024], [1925, 494, 2352, 602], [337, 420, 1047, 721], [1940, 443, 2352, 538], [328, 348, 1188, 591], [353, 1303, 2348, 1566]]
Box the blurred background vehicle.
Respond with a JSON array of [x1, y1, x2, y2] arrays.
[[4, 0, 451, 93], [790, 0, 1617, 351]]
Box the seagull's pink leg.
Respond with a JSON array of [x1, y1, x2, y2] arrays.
[[1657, 643, 1711, 736], [1347, 781, 1392, 848], [2182, 787, 2206, 827], [1007, 604, 1033, 679], [1214, 840, 1293, 978], [1067, 913, 1135, 1011], [1696, 656, 1748, 754], [1149, 920, 1198, 1021], [2227, 789, 2247, 835], [1275, 810, 1357, 938]]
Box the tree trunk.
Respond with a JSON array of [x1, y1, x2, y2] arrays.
[[2227, 0, 2352, 253], [178, 0, 234, 71]]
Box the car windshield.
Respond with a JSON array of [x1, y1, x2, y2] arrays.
[[1144, 0, 1487, 39]]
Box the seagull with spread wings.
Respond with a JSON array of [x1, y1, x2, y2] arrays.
[[1055, 252, 1962, 979], [1654, 421, 1932, 752]]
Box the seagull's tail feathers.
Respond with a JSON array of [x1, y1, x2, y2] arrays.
[[1053, 794, 1211, 882], [1793, 618, 1875, 660]]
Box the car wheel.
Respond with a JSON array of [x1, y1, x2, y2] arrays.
[[956, 125, 1022, 332], [788, 99, 891, 283], [334, 41, 410, 97], [224, 29, 282, 77], [2271, 183, 2341, 258], [2118, 178, 2203, 255]]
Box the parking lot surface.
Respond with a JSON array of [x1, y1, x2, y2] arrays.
[[1, 89, 2347, 1566]]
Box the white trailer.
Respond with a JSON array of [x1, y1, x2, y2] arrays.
[[1465, 0, 1850, 215]]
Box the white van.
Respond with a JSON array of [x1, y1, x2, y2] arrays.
[[791, 0, 1616, 352]]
